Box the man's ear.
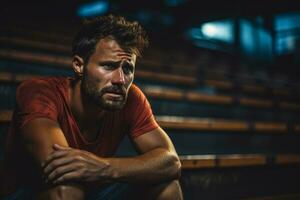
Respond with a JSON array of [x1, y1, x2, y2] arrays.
[[72, 55, 84, 78]]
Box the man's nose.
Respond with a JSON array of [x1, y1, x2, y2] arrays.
[[112, 67, 125, 85]]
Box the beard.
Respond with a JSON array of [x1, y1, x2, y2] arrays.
[[81, 74, 128, 111]]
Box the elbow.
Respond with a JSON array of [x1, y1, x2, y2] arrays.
[[56, 186, 71, 200], [169, 153, 182, 180], [56, 185, 84, 200], [174, 155, 182, 179]]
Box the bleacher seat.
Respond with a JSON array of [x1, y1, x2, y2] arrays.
[[1, 32, 300, 199]]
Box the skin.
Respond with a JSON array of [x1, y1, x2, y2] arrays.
[[20, 38, 183, 199]]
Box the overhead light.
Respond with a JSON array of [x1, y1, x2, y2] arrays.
[[201, 20, 233, 43], [77, 1, 109, 17], [187, 20, 233, 43], [201, 24, 218, 38]]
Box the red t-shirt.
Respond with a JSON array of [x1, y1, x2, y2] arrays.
[[5, 77, 158, 187]]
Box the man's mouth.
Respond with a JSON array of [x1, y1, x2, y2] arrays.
[[104, 92, 124, 100], [102, 86, 126, 100]]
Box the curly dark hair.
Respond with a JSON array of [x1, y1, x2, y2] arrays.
[[72, 14, 149, 63]]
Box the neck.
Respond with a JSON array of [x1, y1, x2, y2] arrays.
[[69, 79, 105, 126]]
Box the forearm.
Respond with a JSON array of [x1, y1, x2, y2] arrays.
[[20, 119, 84, 200], [106, 148, 181, 184]]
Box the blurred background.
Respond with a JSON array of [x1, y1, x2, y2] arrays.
[[1, 0, 300, 199]]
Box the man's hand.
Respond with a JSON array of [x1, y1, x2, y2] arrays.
[[43, 144, 111, 185]]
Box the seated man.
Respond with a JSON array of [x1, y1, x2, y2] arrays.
[[4, 14, 182, 199]]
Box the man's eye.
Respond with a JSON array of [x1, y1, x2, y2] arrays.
[[123, 66, 133, 74], [102, 65, 114, 70]]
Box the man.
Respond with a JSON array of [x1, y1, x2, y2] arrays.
[[4, 14, 183, 199]]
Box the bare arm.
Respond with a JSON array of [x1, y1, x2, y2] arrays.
[[45, 127, 181, 185], [108, 127, 181, 183], [21, 118, 84, 200]]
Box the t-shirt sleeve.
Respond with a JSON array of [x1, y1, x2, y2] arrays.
[[15, 79, 59, 128], [126, 85, 159, 138]]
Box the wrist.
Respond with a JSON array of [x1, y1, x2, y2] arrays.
[[107, 158, 121, 181], [99, 158, 119, 182]]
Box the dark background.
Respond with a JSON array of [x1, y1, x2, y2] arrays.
[[1, 1, 300, 199], [1, 0, 300, 76]]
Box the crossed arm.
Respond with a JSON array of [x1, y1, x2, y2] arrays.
[[21, 118, 181, 199]]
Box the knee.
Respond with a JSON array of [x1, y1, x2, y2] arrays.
[[130, 180, 183, 200], [37, 185, 85, 200], [155, 180, 183, 200]]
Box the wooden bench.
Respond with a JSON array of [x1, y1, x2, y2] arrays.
[[0, 37, 298, 97], [180, 154, 300, 169], [143, 85, 300, 111], [205, 78, 294, 98], [1, 110, 299, 133], [0, 35, 198, 75], [2, 28, 300, 200], [155, 116, 292, 132], [143, 85, 277, 108], [1, 73, 300, 111], [1, 111, 300, 170], [0, 36, 70, 54], [0, 49, 198, 86]]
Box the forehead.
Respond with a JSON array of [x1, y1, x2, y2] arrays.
[[91, 38, 136, 63]]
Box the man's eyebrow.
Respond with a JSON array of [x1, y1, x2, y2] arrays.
[[115, 50, 133, 56], [98, 61, 118, 66], [98, 60, 134, 68]]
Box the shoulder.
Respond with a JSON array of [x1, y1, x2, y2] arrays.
[[123, 84, 145, 112], [18, 76, 67, 88], [123, 84, 152, 114], [16, 77, 69, 104], [127, 84, 145, 99], [17, 77, 68, 94], [122, 84, 158, 137]]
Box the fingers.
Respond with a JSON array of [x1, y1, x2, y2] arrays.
[[42, 146, 99, 185], [53, 144, 71, 150], [42, 149, 69, 168], [47, 164, 78, 183], [52, 171, 81, 184], [44, 156, 74, 175], [43, 146, 85, 185]]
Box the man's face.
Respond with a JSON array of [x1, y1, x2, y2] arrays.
[[81, 38, 136, 110]]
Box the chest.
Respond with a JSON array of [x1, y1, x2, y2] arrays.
[[60, 112, 128, 155], [80, 125, 102, 142]]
